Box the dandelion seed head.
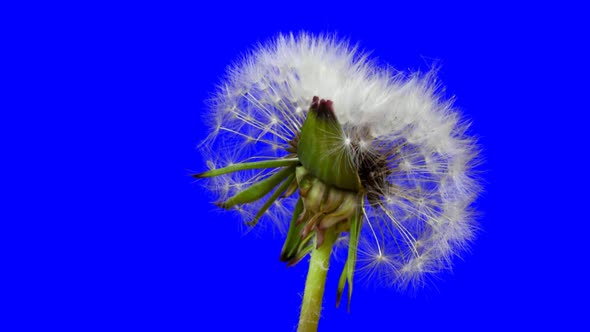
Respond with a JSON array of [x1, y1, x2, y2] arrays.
[[199, 32, 481, 290]]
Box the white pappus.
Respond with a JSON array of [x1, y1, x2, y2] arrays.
[[199, 32, 481, 290]]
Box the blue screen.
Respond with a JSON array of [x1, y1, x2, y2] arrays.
[[6, 2, 588, 331]]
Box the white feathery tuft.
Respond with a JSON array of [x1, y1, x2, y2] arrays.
[[200, 32, 481, 290]]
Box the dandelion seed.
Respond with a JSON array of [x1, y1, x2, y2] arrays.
[[194, 32, 481, 332]]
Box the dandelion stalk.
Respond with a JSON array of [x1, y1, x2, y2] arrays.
[[298, 229, 338, 332]]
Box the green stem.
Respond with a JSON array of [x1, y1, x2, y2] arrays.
[[297, 230, 338, 332]]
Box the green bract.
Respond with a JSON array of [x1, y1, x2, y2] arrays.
[[297, 97, 361, 192]]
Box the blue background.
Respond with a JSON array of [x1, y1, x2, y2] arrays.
[[5, 1, 590, 331]]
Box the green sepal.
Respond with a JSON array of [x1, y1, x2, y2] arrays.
[[246, 172, 296, 227], [282, 177, 299, 198], [280, 197, 313, 265], [193, 158, 299, 178], [297, 98, 361, 192], [336, 260, 350, 309], [217, 166, 295, 209], [336, 199, 363, 312], [286, 234, 314, 267]]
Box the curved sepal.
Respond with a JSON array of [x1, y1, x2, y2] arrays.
[[336, 198, 363, 312], [247, 172, 296, 226], [217, 166, 295, 209], [280, 197, 313, 265]]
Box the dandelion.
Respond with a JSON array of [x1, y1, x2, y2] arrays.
[[194, 33, 481, 332]]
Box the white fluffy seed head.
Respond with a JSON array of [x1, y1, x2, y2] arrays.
[[200, 32, 481, 290]]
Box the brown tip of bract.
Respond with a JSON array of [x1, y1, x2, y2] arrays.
[[335, 290, 343, 308], [310, 96, 336, 121], [286, 255, 304, 267], [311, 95, 320, 105], [213, 201, 228, 209], [335, 289, 352, 312], [279, 251, 291, 263], [280, 251, 301, 266]]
